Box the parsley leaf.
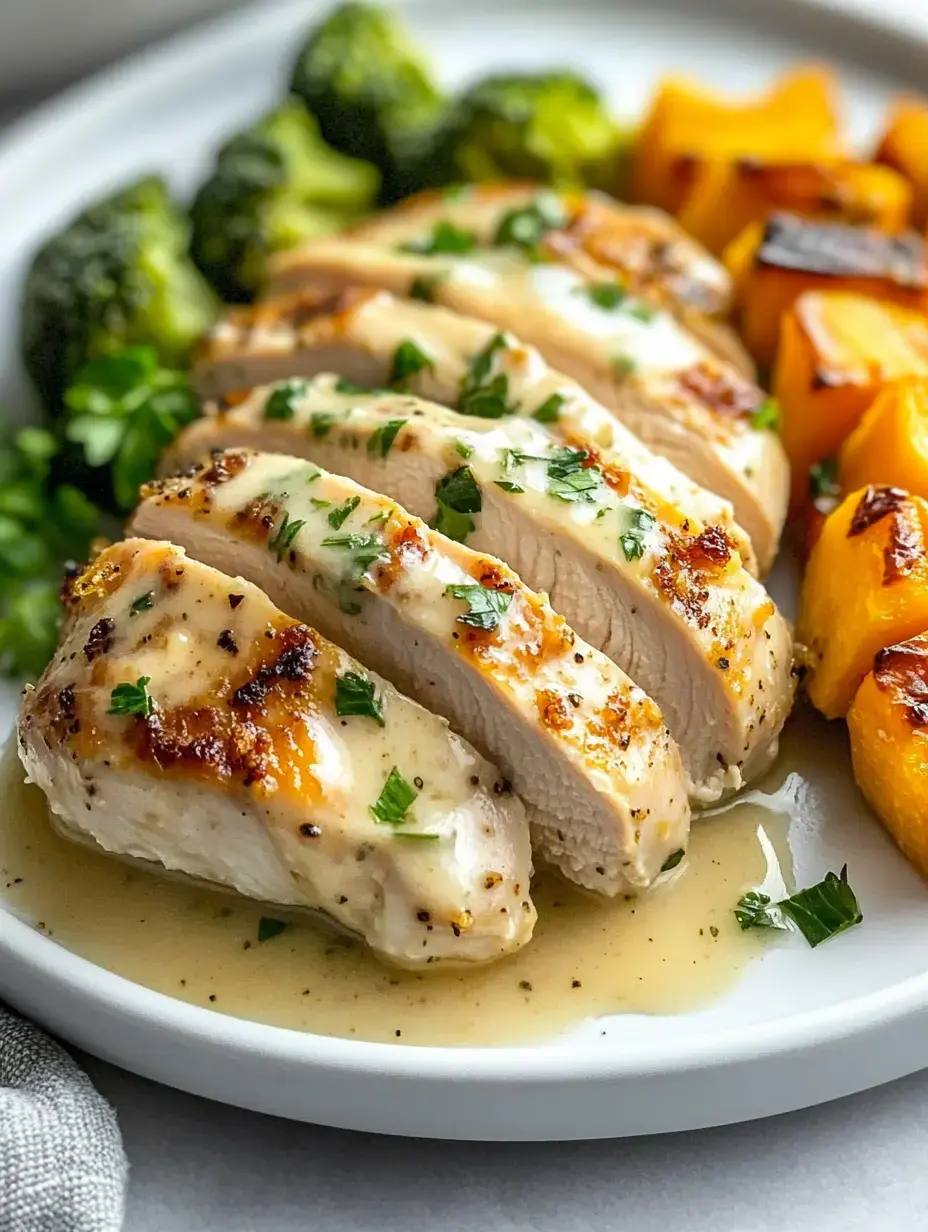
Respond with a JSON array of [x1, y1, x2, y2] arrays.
[[494, 480, 524, 493], [327, 495, 361, 530], [546, 448, 604, 503], [333, 378, 369, 396], [368, 419, 407, 459], [660, 848, 685, 872], [734, 890, 783, 931], [624, 301, 657, 323], [735, 866, 862, 947], [809, 457, 840, 501], [257, 917, 288, 943], [532, 393, 565, 424], [445, 583, 513, 631], [401, 220, 477, 256], [268, 511, 306, 559], [107, 676, 154, 718], [493, 192, 567, 254], [321, 532, 388, 579], [370, 766, 418, 824], [751, 397, 780, 431], [619, 507, 656, 560], [432, 467, 481, 543], [613, 354, 637, 380], [409, 273, 445, 302], [578, 282, 628, 311], [129, 591, 154, 616], [390, 340, 434, 387], [264, 379, 309, 421], [458, 334, 519, 419], [335, 670, 385, 725], [309, 411, 336, 438], [453, 439, 474, 460]]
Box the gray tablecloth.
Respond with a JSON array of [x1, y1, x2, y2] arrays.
[[0, 1004, 126, 1232]]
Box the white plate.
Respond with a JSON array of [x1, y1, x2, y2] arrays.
[[2, 0, 928, 1141]]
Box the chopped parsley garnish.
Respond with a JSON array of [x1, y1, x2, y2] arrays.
[[492, 192, 567, 255], [409, 273, 445, 302], [613, 354, 637, 380], [129, 591, 154, 616], [494, 480, 524, 493], [309, 411, 336, 438], [257, 917, 288, 943], [809, 457, 840, 501], [310, 497, 332, 510], [432, 467, 481, 542], [660, 848, 685, 872], [268, 510, 306, 559], [370, 766, 418, 824], [334, 670, 384, 725], [327, 495, 361, 530], [453, 439, 474, 460], [264, 379, 308, 421], [618, 507, 656, 560], [624, 301, 657, 323], [304, 464, 321, 484], [334, 377, 369, 395], [321, 532, 388, 578], [445, 582, 513, 631], [107, 676, 153, 718], [400, 220, 477, 256], [751, 397, 780, 431], [390, 339, 435, 387], [367, 509, 392, 525], [458, 334, 518, 419], [392, 831, 440, 841], [368, 419, 407, 458], [532, 392, 565, 423], [545, 447, 604, 503], [735, 866, 862, 947], [579, 282, 628, 311]]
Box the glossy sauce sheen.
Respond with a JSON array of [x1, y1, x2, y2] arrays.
[[0, 740, 791, 1047]]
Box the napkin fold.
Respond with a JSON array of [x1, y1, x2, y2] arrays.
[[0, 1003, 126, 1231]]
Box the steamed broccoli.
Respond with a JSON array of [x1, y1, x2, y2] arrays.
[[290, 2, 444, 202], [428, 72, 626, 191], [190, 100, 379, 302], [21, 176, 218, 418]]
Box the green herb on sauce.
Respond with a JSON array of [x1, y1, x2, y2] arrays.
[[458, 333, 518, 419], [335, 670, 385, 726], [309, 411, 336, 438], [264, 379, 309, 421], [751, 397, 780, 432], [545, 447, 604, 503], [493, 192, 567, 255], [401, 220, 477, 256], [367, 419, 407, 459], [129, 591, 154, 616], [660, 848, 685, 872], [735, 866, 862, 947], [107, 676, 153, 718], [809, 457, 840, 501], [321, 532, 388, 579], [269, 510, 306, 559], [327, 495, 361, 530], [445, 582, 513, 631], [494, 480, 524, 493], [390, 339, 435, 387], [578, 282, 627, 311], [453, 439, 474, 460], [409, 273, 446, 302], [257, 917, 288, 943], [613, 354, 637, 380], [619, 507, 656, 561], [432, 466, 481, 542], [532, 392, 565, 423], [370, 766, 418, 824]]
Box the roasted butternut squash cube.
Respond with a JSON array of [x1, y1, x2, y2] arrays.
[[774, 291, 928, 507], [797, 485, 928, 717], [733, 213, 928, 370], [629, 68, 841, 214], [848, 634, 928, 878], [839, 377, 928, 501], [682, 159, 911, 256], [876, 99, 928, 229]]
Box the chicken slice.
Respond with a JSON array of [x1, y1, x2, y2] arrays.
[[131, 452, 691, 895], [268, 189, 789, 572], [169, 377, 793, 801], [194, 286, 756, 570], [326, 184, 753, 374], [18, 539, 535, 965]]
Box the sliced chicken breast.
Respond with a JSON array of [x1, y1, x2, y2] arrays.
[[18, 539, 535, 965], [194, 286, 756, 570], [269, 189, 789, 572], [169, 377, 793, 800], [321, 184, 753, 373], [131, 451, 691, 895]]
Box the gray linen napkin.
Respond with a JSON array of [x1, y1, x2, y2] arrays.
[[0, 1004, 126, 1231]]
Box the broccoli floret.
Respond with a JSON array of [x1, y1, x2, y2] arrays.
[[190, 100, 379, 302], [428, 72, 626, 191], [290, 2, 444, 203], [21, 176, 217, 418]]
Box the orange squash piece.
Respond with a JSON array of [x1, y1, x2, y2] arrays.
[[797, 484, 928, 717], [731, 213, 928, 370], [680, 159, 911, 256], [876, 99, 928, 229], [839, 377, 928, 501], [774, 291, 928, 507], [848, 634, 928, 879], [629, 67, 842, 215]]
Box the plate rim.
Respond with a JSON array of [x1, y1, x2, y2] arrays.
[[2, 0, 928, 1118]]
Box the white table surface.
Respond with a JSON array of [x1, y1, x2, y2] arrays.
[[5, 2, 928, 1227]]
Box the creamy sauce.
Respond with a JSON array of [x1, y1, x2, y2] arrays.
[[0, 734, 795, 1047]]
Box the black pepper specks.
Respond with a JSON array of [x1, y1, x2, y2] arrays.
[[217, 629, 239, 655]]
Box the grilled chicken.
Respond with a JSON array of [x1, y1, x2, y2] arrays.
[[313, 184, 753, 373], [169, 377, 794, 800], [18, 539, 536, 965], [194, 286, 755, 569], [131, 451, 691, 894], [269, 187, 789, 572]]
